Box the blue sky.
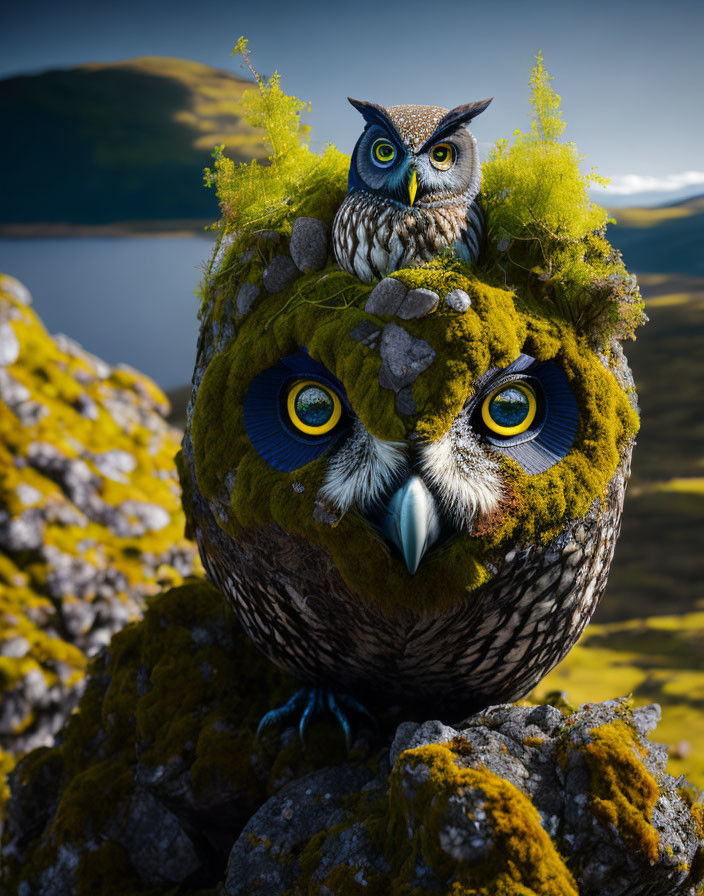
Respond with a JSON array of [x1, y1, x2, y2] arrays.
[[3, 0, 703, 203]]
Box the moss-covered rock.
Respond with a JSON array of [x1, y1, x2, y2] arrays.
[[229, 699, 703, 896], [0, 578, 349, 894], [0, 274, 199, 778], [4, 587, 701, 895]]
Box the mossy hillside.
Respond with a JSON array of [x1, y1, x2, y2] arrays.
[[0, 579, 360, 894], [0, 55, 270, 227], [191, 252, 638, 616]]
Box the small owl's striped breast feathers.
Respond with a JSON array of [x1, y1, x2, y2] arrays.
[[332, 191, 485, 283]]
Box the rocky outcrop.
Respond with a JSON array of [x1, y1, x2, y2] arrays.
[[2, 576, 702, 896], [0, 274, 199, 768]]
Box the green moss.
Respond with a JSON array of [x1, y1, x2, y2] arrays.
[[574, 718, 660, 862], [295, 739, 579, 896], [75, 842, 162, 896], [0, 748, 14, 816], [0, 579, 309, 894], [386, 743, 578, 895]]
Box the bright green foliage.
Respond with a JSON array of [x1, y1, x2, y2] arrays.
[[528, 50, 566, 142], [482, 53, 645, 341], [203, 41, 346, 241], [230, 37, 310, 159]]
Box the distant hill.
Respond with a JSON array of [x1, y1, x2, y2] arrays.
[[0, 57, 266, 227], [608, 194, 704, 277]]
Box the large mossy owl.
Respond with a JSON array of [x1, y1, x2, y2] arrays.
[[181, 50, 644, 719]]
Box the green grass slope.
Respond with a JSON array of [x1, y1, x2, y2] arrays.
[[0, 56, 266, 226], [598, 273, 704, 622], [542, 272, 704, 786], [608, 195, 704, 276]]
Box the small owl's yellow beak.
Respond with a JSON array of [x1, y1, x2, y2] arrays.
[[408, 169, 418, 207]]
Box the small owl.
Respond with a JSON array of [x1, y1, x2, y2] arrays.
[[332, 97, 492, 283]]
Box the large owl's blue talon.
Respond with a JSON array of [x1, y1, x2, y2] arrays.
[[256, 685, 377, 750], [256, 688, 307, 739]]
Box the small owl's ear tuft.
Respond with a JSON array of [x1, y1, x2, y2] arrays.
[[449, 98, 493, 124], [421, 98, 493, 149], [347, 98, 398, 136]]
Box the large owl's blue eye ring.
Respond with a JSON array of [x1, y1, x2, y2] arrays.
[[481, 382, 537, 436], [286, 379, 342, 436], [371, 138, 397, 168]]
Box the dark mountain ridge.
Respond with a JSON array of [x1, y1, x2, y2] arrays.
[[0, 57, 265, 226], [608, 194, 704, 277]]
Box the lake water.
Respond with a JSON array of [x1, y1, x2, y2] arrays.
[[0, 235, 214, 390]]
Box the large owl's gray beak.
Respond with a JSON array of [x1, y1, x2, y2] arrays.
[[380, 476, 441, 574]]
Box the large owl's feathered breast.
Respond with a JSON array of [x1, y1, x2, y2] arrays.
[[332, 98, 492, 283]]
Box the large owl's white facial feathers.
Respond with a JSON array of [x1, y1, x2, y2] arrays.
[[419, 417, 504, 530], [320, 419, 408, 513]]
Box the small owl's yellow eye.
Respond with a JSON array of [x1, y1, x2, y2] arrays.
[[371, 138, 397, 167], [287, 380, 342, 436], [429, 143, 455, 170], [481, 382, 537, 436]]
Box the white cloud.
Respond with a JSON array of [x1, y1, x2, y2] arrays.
[[601, 171, 704, 195]]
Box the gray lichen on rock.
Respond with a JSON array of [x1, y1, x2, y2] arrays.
[[0, 275, 199, 772], [445, 287, 472, 311], [396, 286, 439, 319], [365, 277, 408, 315]]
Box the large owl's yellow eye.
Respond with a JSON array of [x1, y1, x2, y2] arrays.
[[371, 138, 397, 167], [287, 380, 342, 436], [481, 382, 537, 436], [429, 143, 455, 170]]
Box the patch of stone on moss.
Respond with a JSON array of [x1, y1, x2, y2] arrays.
[[0, 275, 199, 778], [3, 580, 701, 895]]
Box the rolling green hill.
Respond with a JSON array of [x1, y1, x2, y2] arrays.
[[0, 57, 266, 227], [608, 194, 704, 277], [593, 273, 704, 622]]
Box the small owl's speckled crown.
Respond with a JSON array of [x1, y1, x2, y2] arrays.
[[384, 105, 448, 152]]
